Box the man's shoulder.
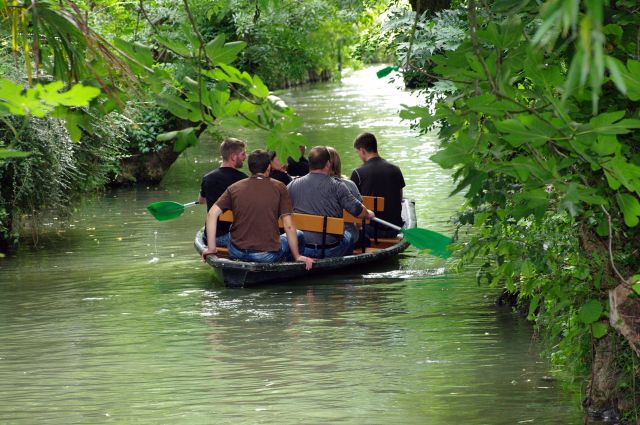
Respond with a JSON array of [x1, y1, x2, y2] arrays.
[[203, 167, 246, 179]]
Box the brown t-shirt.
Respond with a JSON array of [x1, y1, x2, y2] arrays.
[[215, 176, 293, 251]]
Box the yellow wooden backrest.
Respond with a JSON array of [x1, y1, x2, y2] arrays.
[[342, 196, 385, 223], [217, 210, 344, 236], [362, 196, 385, 212]]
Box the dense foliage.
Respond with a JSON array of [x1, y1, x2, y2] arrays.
[[0, 0, 381, 247], [388, 0, 640, 421]]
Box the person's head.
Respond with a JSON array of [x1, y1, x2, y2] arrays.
[[326, 146, 342, 177], [220, 138, 247, 168], [308, 146, 331, 172], [248, 149, 271, 175], [353, 132, 378, 162], [268, 151, 286, 172]]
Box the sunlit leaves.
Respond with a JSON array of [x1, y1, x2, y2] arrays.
[[0, 79, 100, 118]]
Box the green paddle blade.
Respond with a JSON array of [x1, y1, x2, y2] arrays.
[[147, 201, 186, 221], [376, 65, 400, 78], [401, 227, 453, 258]]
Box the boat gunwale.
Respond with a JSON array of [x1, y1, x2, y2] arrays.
[[194, 228, 410, 272]]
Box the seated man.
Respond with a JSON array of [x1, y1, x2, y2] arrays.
[[201, 149, 313, 270], [351, 132, 406, 238], [287, 146, 374, 258], [198, 137, 247, 247]]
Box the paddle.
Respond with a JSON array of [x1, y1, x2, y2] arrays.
[[371, 217, 452, 259], [147, 200, 199, 221]]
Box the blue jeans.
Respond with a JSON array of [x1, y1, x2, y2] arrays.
[[228, 231, 305, 263], [303, 228, 357, 258], [203, 232, 231, 247]]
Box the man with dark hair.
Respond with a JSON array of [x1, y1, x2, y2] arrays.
[[287, 146, 374, 258], [201, 149, 313, 270], [198, 138, 247, 247], [351, 132, 406, 238]]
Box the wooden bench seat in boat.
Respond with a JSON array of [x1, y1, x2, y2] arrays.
[[214, 210, 345, 256], [213, 195, 400, 256]]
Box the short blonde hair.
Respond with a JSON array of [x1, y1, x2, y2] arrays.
[[326, 146, 341, 177]]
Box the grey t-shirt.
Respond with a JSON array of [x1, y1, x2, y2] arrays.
[[287, 173, 363, 244]]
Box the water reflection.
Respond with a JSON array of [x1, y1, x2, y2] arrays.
[[0, 67, 582, 424]]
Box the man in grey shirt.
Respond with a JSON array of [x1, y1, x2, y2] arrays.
[[287, 146, 375, 258]]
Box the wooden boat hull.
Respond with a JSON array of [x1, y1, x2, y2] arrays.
[[194, 200, 416, 287]]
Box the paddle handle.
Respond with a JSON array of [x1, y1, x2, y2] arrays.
[[371, 216, 402, 232], [185, 201, 199, 208]]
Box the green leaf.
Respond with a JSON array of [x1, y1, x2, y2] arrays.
[[591, 322, 608, 338], [113, 38, 154, 71], [157, 93, 202, 122], [591, 134, 620, 156], [623, 60, 640, 100], [558, 183, 605, 216], [605, 56, 627, 95], [156, 36, 192, 57], [430, 135, 473, 168], [495, 117, 551, 147], [206, 35, 246, 65], [631, 283, 640, 295], [174, 127, 198, 152], [248, 74, 269, 98], [157, 130, 179, 142], [0, 148, 31, 159], [35, 82, 101, 108], [616, 193, 640, 227], [511, 188, 549, 219], [584, 111, 640, 135], [578, 299, 602, 324], [466, 94, 513, 115]]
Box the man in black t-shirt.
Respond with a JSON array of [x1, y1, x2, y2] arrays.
[[350, 132, 406, 238], [198, 138, 247, 246]]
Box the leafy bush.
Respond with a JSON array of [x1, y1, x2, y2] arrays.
[[0, 113, 125, 246]]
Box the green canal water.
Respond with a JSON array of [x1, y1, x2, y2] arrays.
[[0, 68, 583, 424]]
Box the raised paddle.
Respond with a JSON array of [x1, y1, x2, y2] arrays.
[[371, 217, 452, 259], [147, 200, 199, 221]]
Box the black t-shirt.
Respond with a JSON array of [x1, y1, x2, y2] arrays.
[[287, 156, 309, 177], [269, 169, 292, 186], [200, 167, 247, 236], [350, 156, 406, 227]]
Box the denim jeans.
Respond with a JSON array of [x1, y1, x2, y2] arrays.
[[228, 231, 305, 263], [302, 228, 357, 258], [203, 232, 231, 248]]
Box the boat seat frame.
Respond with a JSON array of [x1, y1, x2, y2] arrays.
[[217, 210, 345, 259], [214, 196, 399, 257]]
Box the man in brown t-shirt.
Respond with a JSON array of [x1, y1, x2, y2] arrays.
[[201, 150, 313, 270]]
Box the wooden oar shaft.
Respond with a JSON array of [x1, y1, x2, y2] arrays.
[[371, 217, 402, 232]]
